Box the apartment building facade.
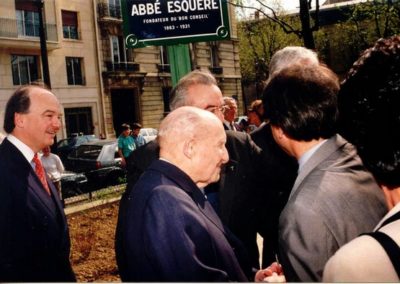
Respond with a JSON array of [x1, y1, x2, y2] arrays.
[[0, 0, 242, 139]]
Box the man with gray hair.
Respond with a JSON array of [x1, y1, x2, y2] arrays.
[[251, 46, 319, 268], [116, 106, 251, 281], [117, 70, 262, 276], [268, 46, 319, 76], [222, 96, 240, 131]]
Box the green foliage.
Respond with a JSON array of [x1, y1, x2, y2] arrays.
[[239, 0, 400, 83], [238, 16, 302, 85], [315, 0, 400, 74]]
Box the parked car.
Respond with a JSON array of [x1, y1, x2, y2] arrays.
[[139, 128, 158, 143], [60, 171, 88, 198], [56, 134, 99, 161], [64, 140, 125, 187]]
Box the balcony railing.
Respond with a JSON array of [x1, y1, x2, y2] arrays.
[[105, 61, 140, 72], [0, 17, 57, 41], [98, 2, 122, 19]]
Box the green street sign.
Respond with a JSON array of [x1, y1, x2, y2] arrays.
[[121, 0, 231, 48]]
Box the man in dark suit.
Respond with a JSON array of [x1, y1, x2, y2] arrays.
[[222, 96, 241, 131], [119, 70, 262, 274], [251, 124, 298, 267], [117, 106, 253, 281], [0, 85, 76, 282]]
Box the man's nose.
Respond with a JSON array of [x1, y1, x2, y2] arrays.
[[53, 116, 61, 130], [221, 146, 229, 164]]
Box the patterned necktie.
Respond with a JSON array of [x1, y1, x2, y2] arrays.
[[32, 153, 51, 195]]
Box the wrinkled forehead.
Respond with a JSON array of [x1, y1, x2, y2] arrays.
[[187, 84, 223, 109]]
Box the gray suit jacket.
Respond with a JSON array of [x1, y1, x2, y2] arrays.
[[279, 134, 387, 282]]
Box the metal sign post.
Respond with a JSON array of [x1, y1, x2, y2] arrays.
[[167, 44, 191, 86]]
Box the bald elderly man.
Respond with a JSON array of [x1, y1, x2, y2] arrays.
[[116, 106, 256, 281]]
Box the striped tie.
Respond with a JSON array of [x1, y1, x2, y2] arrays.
[[32, 153, 51, 195]]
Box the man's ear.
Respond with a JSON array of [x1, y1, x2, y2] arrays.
[[271, 125, 285, 140], [183, 139, 195, 159], [14, 112, 25, 128]]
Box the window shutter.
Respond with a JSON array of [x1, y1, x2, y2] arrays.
[[62, 11, 77, 26]]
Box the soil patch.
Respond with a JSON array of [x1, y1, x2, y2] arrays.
[[67, 201, 121, 282]]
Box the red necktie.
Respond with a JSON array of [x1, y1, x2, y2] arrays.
[[33, 153, 51, 195]]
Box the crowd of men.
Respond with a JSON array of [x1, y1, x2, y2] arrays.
[[0, 35, 399, 282]]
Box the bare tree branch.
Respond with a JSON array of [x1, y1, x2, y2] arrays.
[[227, 1, 303, 37]]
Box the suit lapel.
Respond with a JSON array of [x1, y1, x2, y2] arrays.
[[289, 134, 345, 200], [3, 139, 62, 219], [28, 166, 61, 218], [47, 175, 65, 214], [192, 187, 226, 231]]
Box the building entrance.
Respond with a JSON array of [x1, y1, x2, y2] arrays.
[[110, 88, 140, 136]]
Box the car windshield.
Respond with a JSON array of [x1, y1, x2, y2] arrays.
[[58, 138, 75, 147], [75, 145, 102, 159]]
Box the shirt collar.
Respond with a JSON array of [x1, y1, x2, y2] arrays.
[[298, 139, 327, 173], [7, 134, 36, 165]]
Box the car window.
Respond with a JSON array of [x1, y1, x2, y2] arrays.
[[57, 138, 74, 148], [87, 135, 97, 142], [76, 137, 86, 144], [98, 144, 118, 161], [75, 145, 102, 159]]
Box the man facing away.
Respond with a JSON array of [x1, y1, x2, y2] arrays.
[[116, 106, 251, 281], [262, 63, 387, 281], [0, 85, 76, 281]]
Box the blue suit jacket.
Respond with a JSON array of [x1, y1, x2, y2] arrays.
[[0, 139, 75, 282], [116, 159, 250, 281]]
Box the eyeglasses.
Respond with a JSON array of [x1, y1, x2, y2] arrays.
[[205, 105, 228, 114]]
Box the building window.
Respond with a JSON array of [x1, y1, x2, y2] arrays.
[[162, 87, 172, 113], [62, 10, 79, 39], [108, 0, 121, 18], [110, 35, 126, 63], [66, 57, 84, 85], [210, 41, 219, 67], [209, 42, 223, 74], [64, 107, 93, 136], [157, 46, 170, 72], [160, 46, 169, 65], [16, 2, 40, 38], [11, 55, 39, 85]]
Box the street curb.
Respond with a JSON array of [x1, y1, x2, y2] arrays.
[[65, 195, 121, 215]]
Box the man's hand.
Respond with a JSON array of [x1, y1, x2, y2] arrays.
[[255, 262, 285, 282], [120, 157, 126, 167]]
